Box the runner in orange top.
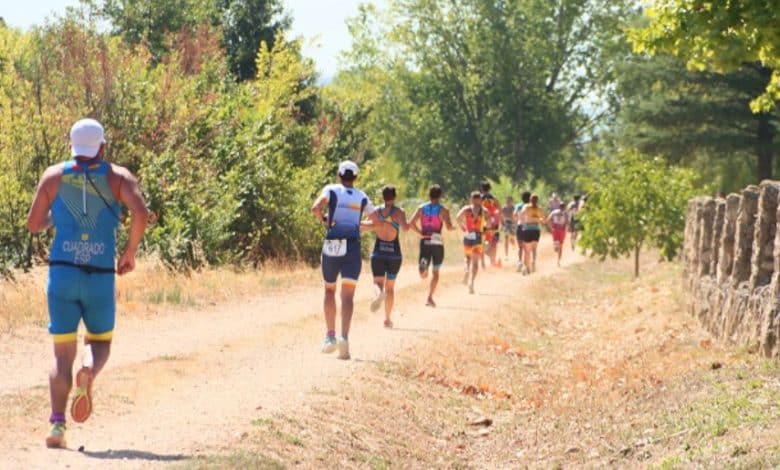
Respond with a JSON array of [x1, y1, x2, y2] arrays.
[[456, 191, 485, 294], [479, 181, 501, 268]]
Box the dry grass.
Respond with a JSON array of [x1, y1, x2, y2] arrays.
[[198, 255, 780, 468], [0, 257, 320, 334], [0, 230, 465, 334]]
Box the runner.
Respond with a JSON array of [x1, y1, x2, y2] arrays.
[[517, 194, 545, 274], [26, 118, 149, 448], [365, 185, 408, 328], [479, 181, 501, 268], [547, 192, 562, 213], [408, 184, 454, 307], [546, 202, 568, 267], [456, 191, 486, 294], [311, 160, 378, 360], [501, 196, 516, 260], [568, 195, 581, 251], [513, 191, 531, 271]]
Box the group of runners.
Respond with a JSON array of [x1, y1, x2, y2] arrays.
[[312, 161, 585, 361], [27, 117, 585, 448]]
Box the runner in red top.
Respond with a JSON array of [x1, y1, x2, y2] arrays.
[[546, 204, 568, 267]]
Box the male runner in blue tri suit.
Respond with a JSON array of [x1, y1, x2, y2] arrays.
[[311, 160, 378, 360], [408, 184, 454, 307], [365, 185, 408, 328], [27, 118, 149, 448]]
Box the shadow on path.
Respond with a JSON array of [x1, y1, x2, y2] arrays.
[[80, 448, 188, 462]]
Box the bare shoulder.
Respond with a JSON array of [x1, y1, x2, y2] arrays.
[[42, 162, 66, 179], [109, 163, 138, 183]]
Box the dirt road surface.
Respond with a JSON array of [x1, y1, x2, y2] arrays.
[[0, 237, 582, 468]]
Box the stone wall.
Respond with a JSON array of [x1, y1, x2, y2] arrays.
[[683, 181, 780, 357]]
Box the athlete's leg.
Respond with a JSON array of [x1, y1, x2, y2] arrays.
[[469, 250, 480, 292], [321, 254, 340, 336], [384, 279, 396, 324], [340, 282, 357, 338], [49, 341, 77, 419], [323, 285, 337, 332], [428, 269, 440, 304], [531, 241, 538, 272]]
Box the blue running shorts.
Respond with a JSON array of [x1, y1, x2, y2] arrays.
[[47, 265, 116, 343]]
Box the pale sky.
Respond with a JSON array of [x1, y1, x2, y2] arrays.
[[0, 0, 383, 79]]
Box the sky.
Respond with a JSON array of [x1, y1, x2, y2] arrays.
[[0, 0, 383, 79]]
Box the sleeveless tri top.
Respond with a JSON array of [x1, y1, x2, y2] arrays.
[[372, 205, 401, 259], [464, 207, 484, 233], [321, 183, 375, 240], [421, 202, 443, 237], [49, 160, 121, 271]]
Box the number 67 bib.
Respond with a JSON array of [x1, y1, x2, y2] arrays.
[[322, 239, 347, 257]]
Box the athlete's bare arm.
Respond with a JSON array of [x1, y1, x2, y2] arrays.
[[311, 194, 328, 224], [407, 205, 423, 235], [112, 164, 149, 275], [455, 206, 469, 231], [394, 207, 410, 231], [27, 164, 64, 233], [441, 206, 454, 230]]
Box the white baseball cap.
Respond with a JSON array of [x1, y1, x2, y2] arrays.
[[70, 118, 106, 158], [338, 160, 359, 177]]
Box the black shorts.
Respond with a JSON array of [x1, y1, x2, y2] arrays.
[[515, 225, 525, 244], [419, 240, 444, 271], [522, 229, 541, 243], [371, 256, 402, 280]]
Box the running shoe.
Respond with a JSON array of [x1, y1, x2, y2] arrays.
[[426, 297, 436, 307], [370, 286, 386, 313], [321, 336, 338, 354], [70, 367, 93, 423], [384, 319, 393, 329], [337, 337, 350, 360], [45, 422, 67, 449]]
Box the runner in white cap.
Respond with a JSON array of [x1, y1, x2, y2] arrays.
[[27, 118, 149, 448], [312, 160, 378, 360]]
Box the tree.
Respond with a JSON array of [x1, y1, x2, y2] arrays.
[[339, 0, 634, 191], [578, 150, 700, 278], [629, 1, 779, 113], [610, 53, 779, 188], [84, 0, 290, 80], [217, 0, 290, 81]]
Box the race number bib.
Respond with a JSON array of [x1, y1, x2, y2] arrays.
[[322, 239, 347, 257], [430, 233, 444, 245], [464, 232, 478, 241]]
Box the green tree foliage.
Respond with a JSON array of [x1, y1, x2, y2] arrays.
[[578, 150, 699, 278], [610, 52, 779, 187], [339, 0, 633, 193], [85, 0, 290, 80], [217, 0, 291, 81], [0, 15, 355, 275], [629, 0, 779, 113]]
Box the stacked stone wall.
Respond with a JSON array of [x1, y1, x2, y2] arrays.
[[684, 181, 780, 357]]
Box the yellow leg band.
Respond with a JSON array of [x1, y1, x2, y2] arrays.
[[52, 332, 78, 344], [85, 331, 113, 342]]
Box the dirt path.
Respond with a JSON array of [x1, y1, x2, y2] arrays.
[[0, 237, 582, 469]]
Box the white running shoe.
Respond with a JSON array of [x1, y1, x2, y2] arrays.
[[321, 336, 337, 354], [337, 337, 350, 360], [370, 285, 386, 313]]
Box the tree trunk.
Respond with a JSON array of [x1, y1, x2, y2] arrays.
[[634, 244, 641, 279], [757, 111, 773, 181]]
